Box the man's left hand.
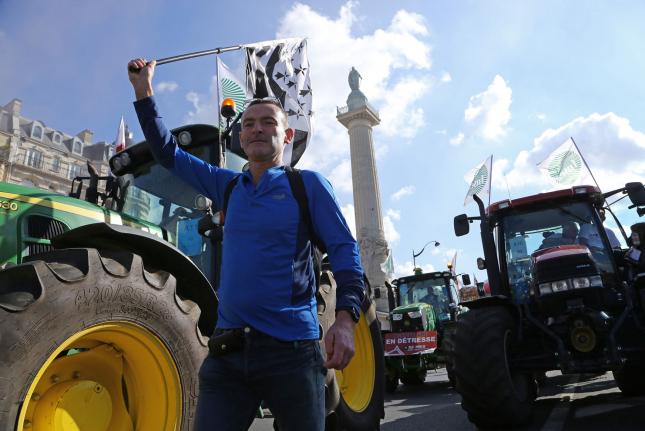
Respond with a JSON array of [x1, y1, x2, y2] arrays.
[[323, 311, 356, 370]]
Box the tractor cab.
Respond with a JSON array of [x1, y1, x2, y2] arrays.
[[491, 187, 624, 309], [393, 271, 458, 328]]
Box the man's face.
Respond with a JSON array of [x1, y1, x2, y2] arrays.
[[240, 103, 293, 163], [599, 209, 606, 222]]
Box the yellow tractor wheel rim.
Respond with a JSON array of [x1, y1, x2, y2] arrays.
[[16, 321, 181, 431], [335, 312, 375, 412]]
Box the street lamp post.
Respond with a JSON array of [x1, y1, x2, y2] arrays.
[[412, 240, 440, 269]]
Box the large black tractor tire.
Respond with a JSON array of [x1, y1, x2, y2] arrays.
[[442, 322, 458, 387], [317, 271, 384, 431], [453, 306, 536, 429], [0, 248, 208, 431], [613, 360, 645, 396]]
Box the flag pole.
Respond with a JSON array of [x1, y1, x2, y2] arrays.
[[488, 155, 493, 207], [128, 45, 243, 73], [570, 137, 601, 190], [215, 56, 226, 167]]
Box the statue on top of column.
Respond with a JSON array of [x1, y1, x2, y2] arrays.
[[348, 67, 362, 91], [346, 67, 368, 110]]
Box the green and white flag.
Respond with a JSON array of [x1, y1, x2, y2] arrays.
[[464, 155, 493, 206], [538, 138, 593, 186], [216, 57, 247, 128]]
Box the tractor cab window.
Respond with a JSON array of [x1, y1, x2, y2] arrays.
[[398, 277, 452, 321], [501, 201, 614, 303], [118, 165, 212, 277]]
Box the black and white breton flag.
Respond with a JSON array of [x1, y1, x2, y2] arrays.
[[244, 38, 312, 167]]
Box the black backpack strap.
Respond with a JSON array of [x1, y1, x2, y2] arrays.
[[221, 174, 241, 224], [284, 166, 326, 253]]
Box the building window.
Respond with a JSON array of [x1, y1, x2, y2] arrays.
[[51, 156, 61, 173], [52, 133, 61, 144], [24, 149, 43, 169], [68, 164, 81, 180], [73, 140, 83, 154], [31, 124, 43, 140]]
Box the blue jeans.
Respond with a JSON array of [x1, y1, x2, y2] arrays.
[[194, 329, 326, 431]]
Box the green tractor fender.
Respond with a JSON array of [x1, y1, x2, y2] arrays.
[[51, 222, 217, 336]]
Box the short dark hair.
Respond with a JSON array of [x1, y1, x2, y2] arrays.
[[244, 98, 288, 127]]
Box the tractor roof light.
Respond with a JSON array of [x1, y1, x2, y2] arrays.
[[221, 98, 236, 119], [178, 131, 192, 146], [573, 186, 588, 194], [408, 310, 422, 319]]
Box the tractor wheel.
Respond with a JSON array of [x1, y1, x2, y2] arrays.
[[317, 271, 384, 431], [442, 322, 457, 387], [400, 369, 426, 385], [453, 306, 536, 429], [613, 360, 645, 396], [0, 248, 208, 431], [446, 365, 457, 388], [385, 374, 399, 394]]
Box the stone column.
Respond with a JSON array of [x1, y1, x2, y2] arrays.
[[336, 68, 390, 316]]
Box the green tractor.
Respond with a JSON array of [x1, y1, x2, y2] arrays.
[[0, 123, 384, 430], [383, 269, 468, 392]]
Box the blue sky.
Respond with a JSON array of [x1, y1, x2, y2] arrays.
[[2, 0, 645, 279]]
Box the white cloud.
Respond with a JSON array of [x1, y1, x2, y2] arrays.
[[379, 77, 429, 138], [536, 113, 546, 121], [155, 81, 178, 93], [327, 159, 353, 193], [183, 2, 432, 187], [340, 203, 356, 238], [391, 185, 415, 200], [383, 208, 401, 243], [449, 132, 464, 146], [440, 71, 452, 83], [463, 74, 512, 141], [394, 261, 436, 278], [499, 112, 645, 192], [435, 129, 447, 135]]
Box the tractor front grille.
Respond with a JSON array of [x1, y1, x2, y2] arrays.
[[392, 315, 425, 332], [24, 215, 68, 256]]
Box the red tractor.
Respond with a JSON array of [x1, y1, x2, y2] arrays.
[[451, 183, 645, 428]]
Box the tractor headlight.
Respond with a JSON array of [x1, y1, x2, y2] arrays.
[[408, 310, 422, 319], [551, 280, 570, 292], [539, 283, 552, 295], [392, 313, 403, 321], [539, 275, 603, 295]]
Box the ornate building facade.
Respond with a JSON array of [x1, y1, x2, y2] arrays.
[[0, 98, 132, 195]]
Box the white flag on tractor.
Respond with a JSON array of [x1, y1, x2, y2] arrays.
[[216, 57, 247, 128], [464, 155, 493, 206], [244, 38, 312, 167], [538, 138, 594, 186], [115, 115, 126, 153]]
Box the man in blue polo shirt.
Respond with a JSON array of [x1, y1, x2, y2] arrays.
[[128, 58, 365, 431]]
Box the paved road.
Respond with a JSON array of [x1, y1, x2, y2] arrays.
[[249, 368, 645, 430]]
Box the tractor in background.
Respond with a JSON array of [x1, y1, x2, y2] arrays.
[[451, 183, 645, 429], [383, 268, 469, 392]]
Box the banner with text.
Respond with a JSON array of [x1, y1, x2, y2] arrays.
[[384, 330, 438, 356]]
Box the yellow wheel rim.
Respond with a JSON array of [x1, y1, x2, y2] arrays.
[[16, 321, 181, 431], [335, 312, 375, 412]]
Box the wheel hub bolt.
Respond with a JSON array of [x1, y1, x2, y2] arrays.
[[24, 420, 32, 428], [31, 393, 40, 401], [51, 375, 60, 384], [73, 371, 81, 379]]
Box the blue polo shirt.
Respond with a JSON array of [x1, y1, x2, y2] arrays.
[[134, 97, 365, 341]]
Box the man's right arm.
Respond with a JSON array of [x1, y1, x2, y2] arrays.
[[127, 59, 235, 206]]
